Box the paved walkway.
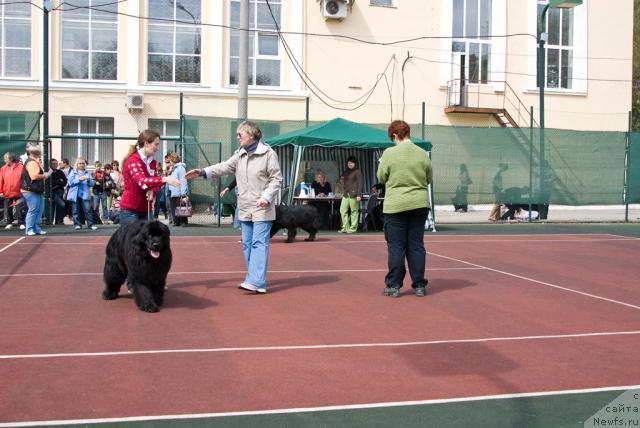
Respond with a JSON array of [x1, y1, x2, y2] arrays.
[[434, 204, 640, 224]]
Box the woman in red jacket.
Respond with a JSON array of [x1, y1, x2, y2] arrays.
[[0, 152, 24, 229], [120, 130, 179, 226]]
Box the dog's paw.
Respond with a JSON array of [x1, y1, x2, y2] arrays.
[[304, 237, 316, 241], [285, 239, 294, 243], [101, 289, 118, 300], [139, 303, 159, 313]]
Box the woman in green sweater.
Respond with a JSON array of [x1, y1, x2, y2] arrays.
[[376, 120, 433, 298]]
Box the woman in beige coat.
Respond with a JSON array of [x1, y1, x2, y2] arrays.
[[186, 120, 282, 293]]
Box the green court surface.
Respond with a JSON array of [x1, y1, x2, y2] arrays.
[[23, 388, 637, 428]]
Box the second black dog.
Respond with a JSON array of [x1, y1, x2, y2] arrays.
[[270, 204, 320, 243]]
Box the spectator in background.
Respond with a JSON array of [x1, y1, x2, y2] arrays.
[[153, 164, 169, 220], [92, 161, 109, 224], [0, 152, 24, 229], [488, 163, 509, 221], [102, 163, 116, 222], [109, 194, 122, 224], [49, 158, 67, 225], [500, 186, 530, 221], [59, 158, 73, 220], [166, 152, 189, 227], [67, 158, 97, 231], [377, 120, 433, 298], [452, 163, 472, 213], [334, 175, 345, 198], [339, 156, 362, 234], [20, 143, 51, 236], [310, 171, 332, 229], [220, 176, 241, 235], [186, 120, 283, 294]]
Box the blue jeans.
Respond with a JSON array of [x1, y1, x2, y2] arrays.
[[119, 209, 148, 226], [384, 207, 429, 289], [240, 220, 272, 289], [72, 198, 94, 227], [23, 192, 44, 234], [52, 191, 66, 224], [93, 192, 109, 220]]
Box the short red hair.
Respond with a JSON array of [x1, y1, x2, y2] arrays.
[[387, 120, 411, 141]]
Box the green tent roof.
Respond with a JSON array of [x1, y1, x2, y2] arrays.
[[265, 118, 432, 151]]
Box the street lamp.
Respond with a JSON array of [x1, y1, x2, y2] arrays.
[[537, 0, 581, 199]]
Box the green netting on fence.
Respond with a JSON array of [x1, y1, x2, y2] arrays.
[[629, 132, 640, 204], [427, 126, 628, 206], [0, 111, 41, 165], [183, 116, 631, 207]]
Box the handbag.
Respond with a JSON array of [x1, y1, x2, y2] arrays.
[[174, 196, 193, 218]]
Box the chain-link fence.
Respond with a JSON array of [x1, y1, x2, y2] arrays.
[[2, 110, 638, 224]]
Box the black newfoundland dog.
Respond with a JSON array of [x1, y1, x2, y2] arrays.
[[270, 204, 320, 243], [102, 220, 172, 313]]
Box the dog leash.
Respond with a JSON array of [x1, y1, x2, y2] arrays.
[[147, 197, 153, 221]]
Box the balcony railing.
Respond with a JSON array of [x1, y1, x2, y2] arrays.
[[446, 79, 535, 129]]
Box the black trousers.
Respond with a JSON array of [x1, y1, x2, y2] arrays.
[[383, 207, 428, 290]]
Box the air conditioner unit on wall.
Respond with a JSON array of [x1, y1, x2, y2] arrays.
[[126, 93, 144, 109], [323, 0, 348, 19]]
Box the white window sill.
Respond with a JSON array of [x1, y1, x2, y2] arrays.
[[0, 77, 36, 81], [524, 88, 587, 97]]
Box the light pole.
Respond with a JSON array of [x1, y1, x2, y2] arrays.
[[537, 0, 582, 193]]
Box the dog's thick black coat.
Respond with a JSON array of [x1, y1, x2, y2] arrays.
[[102, 220, 172, 313], [270, 204, 320, 243]]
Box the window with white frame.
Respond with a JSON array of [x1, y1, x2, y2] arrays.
[[147, 0, 201, 83], [61, 117, 114, 165], [537, 1, 574, 89], [229, 0, 281, 87], [148, 119, 180, 163], [61, 0, 117, 80], [452, 0, 492, 84], [0, 3, 31, 78]]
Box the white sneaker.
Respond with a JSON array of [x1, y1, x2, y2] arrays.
[[26, 231, 36, 236], [4, 224, 12, 230], [74, 225, 81, 230], [238, 282, 266, 294], [90, 225, 98, 230], [19, 225, 25, 230], [37, 231, 47, 235]]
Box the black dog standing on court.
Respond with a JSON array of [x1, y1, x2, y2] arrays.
[[102, 220, 172, 312], [270, 204, 320, 243]]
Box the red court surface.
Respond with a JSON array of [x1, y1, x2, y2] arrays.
[[1, 233, 639, 424]]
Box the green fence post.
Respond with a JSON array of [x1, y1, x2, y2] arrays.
[[529, 106, 534, 222], [625, 111, 631, 222]]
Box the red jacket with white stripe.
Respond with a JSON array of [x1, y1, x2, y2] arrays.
[[120, 151, 163, 214]]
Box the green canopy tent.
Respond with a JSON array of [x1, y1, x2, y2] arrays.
[[265, 118, 436, 230]]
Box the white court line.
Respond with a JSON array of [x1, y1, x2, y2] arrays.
[[428, 251, 640, 310], [605, 233, 640, 240], [0, 236, 25, 253], [9, 237, 637, 246], [0, 267, 484, 278], [2, 385, 639, 427], [1, 330, 639, 360]]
